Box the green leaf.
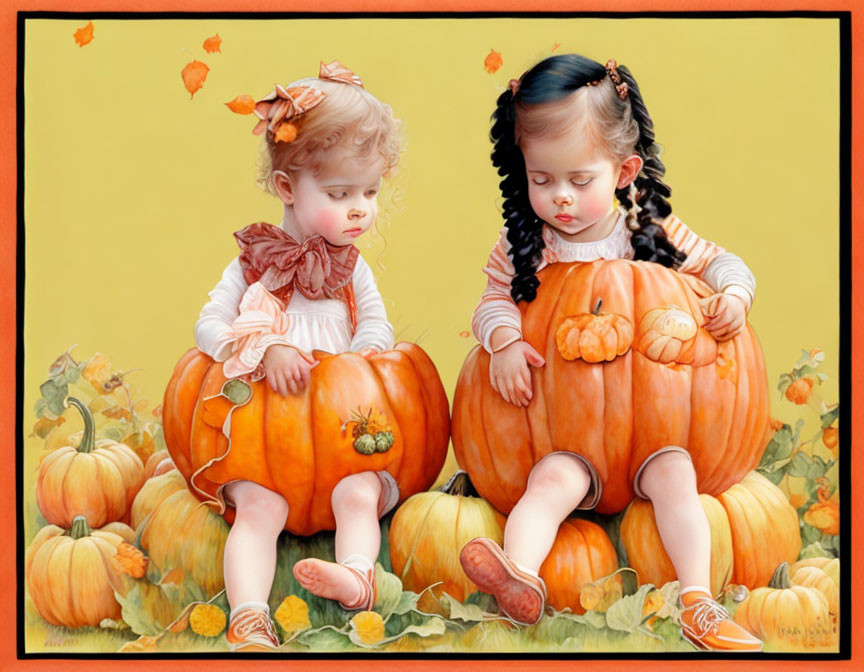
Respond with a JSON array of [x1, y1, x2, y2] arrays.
[[821, 406, 840, 429], [800, 522, 823, 547], [795, 365, 816, 378], [581, 609, 607, 629], [805, 460, 826, 481], [295, 624, 354, 651], [348, 614, 447, 649], [760, 424, 793, 466], [104, 426, 125, 442], [222, 379, 252, 405], [113, 581, 177, 636], [40, 378, 68, 417], [464, 590, 498, 614], [777, 373, 793, 393], [788, 452, 812, 478], [440, 593, 497, 622], [799, 541, 833, 560], [65, 362, 84, 384], [34, 397, 47, 418], [759, 466, 787, 485], [656, 581, 681, 621], [373, 563, 402, 619], [390, 590, 422, 617], [605, 584, 653, 633], [651, 616, 686, 646], [153, 424, 167, 452]]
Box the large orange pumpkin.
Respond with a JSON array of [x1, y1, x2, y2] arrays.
[[162, 343, 450, 536], [452, 260, 771, 515]]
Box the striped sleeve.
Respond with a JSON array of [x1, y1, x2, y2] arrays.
[[348, 255, 395, 352], [661, 215, 756, 312], [470, 228, 524, 353]]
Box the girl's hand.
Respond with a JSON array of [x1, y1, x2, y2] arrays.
[[262, 344, 318, 396], [490, 340, 546, 407], [700, 293, 747, 341]]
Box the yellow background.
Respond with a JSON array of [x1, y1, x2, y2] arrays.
[[24, 18, 839, 493]]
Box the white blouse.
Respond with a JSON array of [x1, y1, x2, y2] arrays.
[[194, 249, 394, 364]]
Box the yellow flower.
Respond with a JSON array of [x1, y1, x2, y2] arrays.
[[351, 610, 385, 645], [274, 595, 311, 633], [189, 603, 227, 637]]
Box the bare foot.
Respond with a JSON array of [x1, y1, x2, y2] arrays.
[[293, 559, 365, 607]]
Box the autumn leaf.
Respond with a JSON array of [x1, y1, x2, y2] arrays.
[[181, 59, 210, 99], [152, 404, 163, 419], [551, 43, 561, 53], [459, 330, 470, 338], [484, 49, 503, 74], [225, 94, 256, 115], [74, 22, 94, 47], [274, 121, 298, 143], [31, 415, 66, 439], [118, 634, 160, 653], [203, 33, 222, 54]]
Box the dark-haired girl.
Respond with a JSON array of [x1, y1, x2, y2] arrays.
[[459, 54, 760, 651]]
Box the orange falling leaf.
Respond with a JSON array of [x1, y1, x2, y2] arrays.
[[181, 59, 210, 99], [551, 43, 561, 53], [152, 404, 163, 419], [484, 49, 503, 74], [203, 33, 222, 54], [73, 22, 94, 47], [274, 121, 298, 143], [459, 330, 470, 338], [225, 94, 256, 115]]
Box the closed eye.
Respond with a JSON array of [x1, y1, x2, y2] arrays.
[[328, 191, 348, 200], [531, 176, 550, 185], [571, 178, 592, 187]]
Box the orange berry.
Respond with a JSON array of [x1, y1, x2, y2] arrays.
[[785, 377, 814, 405]]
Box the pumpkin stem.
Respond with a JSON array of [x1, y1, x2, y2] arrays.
[[441, 470, 480, 498], [768, 562, 792, 589], [70, 515, 90, 540], [65, 397, 96, 454], [593, 298, 603, 315]]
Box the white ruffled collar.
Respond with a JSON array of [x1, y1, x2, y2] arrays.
[[541, 207, 632, 262]]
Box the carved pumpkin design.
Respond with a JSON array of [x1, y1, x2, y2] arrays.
[[453, 260, 771, 515], [555, 299, 633, 363], [162, 344, 450, 536]]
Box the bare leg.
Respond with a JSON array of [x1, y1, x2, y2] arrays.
[[638, 451, 712, 590], [222, 480, 289, 613], [293, 472, 381, 605], [504, 453, 592, 572]]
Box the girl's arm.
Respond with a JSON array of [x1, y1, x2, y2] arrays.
[[471, 228, 525, 353], [348, 256, 395, 352], [193, 257, 248, 362], [661, 215, 756, 312]]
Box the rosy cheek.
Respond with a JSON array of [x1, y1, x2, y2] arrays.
[[314, 208, 344, 235]]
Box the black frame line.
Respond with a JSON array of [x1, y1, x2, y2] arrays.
[[15, 9, 853, 662]]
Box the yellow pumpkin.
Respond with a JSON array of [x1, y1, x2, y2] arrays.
[[790, 562, 839, 619], [35, 397, 145, 529], [130, 468, 188, 530], [143, 448, 171, 480], [389, 471, 505, 602], [635, 304, 699, 364], [25, 516, 130, 627], [620, 494, 733, 597], [734, 562, 835, 651]]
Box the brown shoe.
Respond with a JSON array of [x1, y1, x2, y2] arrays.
[[225, 607, 280, 651], [459, 537, 547, 625]]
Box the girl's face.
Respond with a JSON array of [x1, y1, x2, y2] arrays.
[[279, 146, 386, 247], [520, 119, 640, 242]]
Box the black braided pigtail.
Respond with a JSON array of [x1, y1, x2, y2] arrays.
[[490, 87, 546, 304], [614, 65, 687, 269]]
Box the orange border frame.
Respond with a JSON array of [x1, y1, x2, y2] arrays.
[[4, 2, 859, 670]]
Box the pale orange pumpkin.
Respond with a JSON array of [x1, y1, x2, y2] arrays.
[[555, 299, 633, 363], [734, 562, 835, 651], [35, 397, 145, 529], [25, 516, 131, 627], [130, 468, 188, 530], [143, 448, 170, 480], [452, 260, 771, 516], [388, 471, 505, 602], [717, 472, 801, 589], [539, 518, 619, 614], [620, 494, 733, 597], [163, 344, 450, 536], [790, 564, 839, 620]]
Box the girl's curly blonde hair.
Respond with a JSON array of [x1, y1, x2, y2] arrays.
[[256, 77, 402, 194]]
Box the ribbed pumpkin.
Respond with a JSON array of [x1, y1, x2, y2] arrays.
[[620, 494, 733, 597], [717, 472, 801, 589], [137, 484, 230, 597], [143, 448, 172, 480], [790, 559, 839, 619], [130, 468, 188, 530], [163, 344, 450, 536], [25, 516, 130, 627], [388, 471, 505, 601], [538, 518, 619, 613], [734, 562, 835, 651], [452, 260, 771, 516], [35, 398, 145, 528]]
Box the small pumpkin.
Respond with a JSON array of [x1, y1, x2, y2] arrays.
[[25, 515, 129, 627], [539, 518, 619, 613], [790, 564, 839, 619], [733, 562, 835, 651], [130, 468, 188, 530], [143, 448, 170, 480], [620, 494, 733, 597], [389, 471, 505, 602], [163, 344, 450, 536], [791, 557, 839, 585], [35, 397, 145, 529], [555, 299, 633, 363], [635, 304, 699, 364]]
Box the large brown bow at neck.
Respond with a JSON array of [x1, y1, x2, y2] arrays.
[[234, 223, 359, 304]]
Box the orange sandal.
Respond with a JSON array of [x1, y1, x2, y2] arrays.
[[459, 537, 547, 625]]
